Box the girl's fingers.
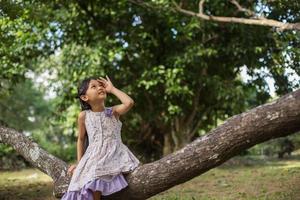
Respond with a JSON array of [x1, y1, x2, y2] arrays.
[[98, 76, 112, 88], [106, 75, 112, 84], [97, 79, 106, 86], [100, 76, 111, 84], [98, 77, 107, 81], [67, 164, 76, 175], [97, 79, 105, 85]]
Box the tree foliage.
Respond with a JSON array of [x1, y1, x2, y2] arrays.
[[0, 0, 299, 161]]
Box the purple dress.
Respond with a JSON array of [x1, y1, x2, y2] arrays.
[[61, 107, 141, 199]]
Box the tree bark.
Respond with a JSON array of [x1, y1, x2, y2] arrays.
[[1, 89, 300, 199]]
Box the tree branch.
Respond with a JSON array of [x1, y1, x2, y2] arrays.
[[0, 126, 69, 196], [198, 0, 205, 14], [172, 1, 300, 31], [229, 0, 257, 18], [1, 88, 300, 199]]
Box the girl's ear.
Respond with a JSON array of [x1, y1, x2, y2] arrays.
[[80, 95, 88, 102]]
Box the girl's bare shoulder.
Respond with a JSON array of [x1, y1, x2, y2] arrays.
[[78, 110, 87, 121]]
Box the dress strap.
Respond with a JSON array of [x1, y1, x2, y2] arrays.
[[104, 107, 113, 117]]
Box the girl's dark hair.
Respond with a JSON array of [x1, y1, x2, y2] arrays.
[[76, 76, 99, 154], [76, 76, 99, 111]]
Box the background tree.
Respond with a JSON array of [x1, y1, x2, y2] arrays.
[[0, 78, 53, 169], [1, 0, 300, 198], [0, 0, 299, 177]]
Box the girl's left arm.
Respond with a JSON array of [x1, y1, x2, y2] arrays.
[[98, 75, 134, 118], [110, 87, 134, 118]]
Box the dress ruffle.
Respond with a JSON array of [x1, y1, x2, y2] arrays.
[[61, 173, 128, 200]]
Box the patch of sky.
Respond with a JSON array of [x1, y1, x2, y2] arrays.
[[46, 21, 64, 49], [240, 65, 300, 97], [36, 21, 64, 52], [255, 1, 296, 22], [115, 53, 122, 61], [171, 28, 178, 39], [255, 0, 271, 18], [240, 65, 275, 96], [132, 14, 142, 26], [115, 31, 128, 48], [25, 69, 60, 100]]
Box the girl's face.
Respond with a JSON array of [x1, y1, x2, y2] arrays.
[[84, 79, 107, 102]]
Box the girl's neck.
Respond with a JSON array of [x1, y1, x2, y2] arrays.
[[90, 103, 105, 112]]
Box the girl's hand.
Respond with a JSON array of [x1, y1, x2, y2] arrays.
[[97, 75, 115, 93], [67, 164, 77, 176]]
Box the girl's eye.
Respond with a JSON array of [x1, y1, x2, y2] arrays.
[[92, 85, 96, 88]]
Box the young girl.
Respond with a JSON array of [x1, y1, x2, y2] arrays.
[[61, 75, 141, 200]]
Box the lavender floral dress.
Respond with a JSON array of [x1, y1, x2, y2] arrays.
[[61, 107, 141, 199]]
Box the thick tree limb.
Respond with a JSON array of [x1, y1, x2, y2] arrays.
[[172, 0, 300, 31], [0, 127, 69, 197], [1, 88, 300, 199]]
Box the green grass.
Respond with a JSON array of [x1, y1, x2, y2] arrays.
[[0, 156, 299, 200], [0, 168, 55, 200], [149, 156, 300, 200]]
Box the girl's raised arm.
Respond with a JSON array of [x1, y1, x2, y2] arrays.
[[98, 75, 134, 120]]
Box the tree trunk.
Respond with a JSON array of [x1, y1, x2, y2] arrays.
[[163, 132, 174, 156], [1, 89, 300, 199]]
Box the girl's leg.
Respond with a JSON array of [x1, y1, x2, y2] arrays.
[[92, 191, 101, 200]]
